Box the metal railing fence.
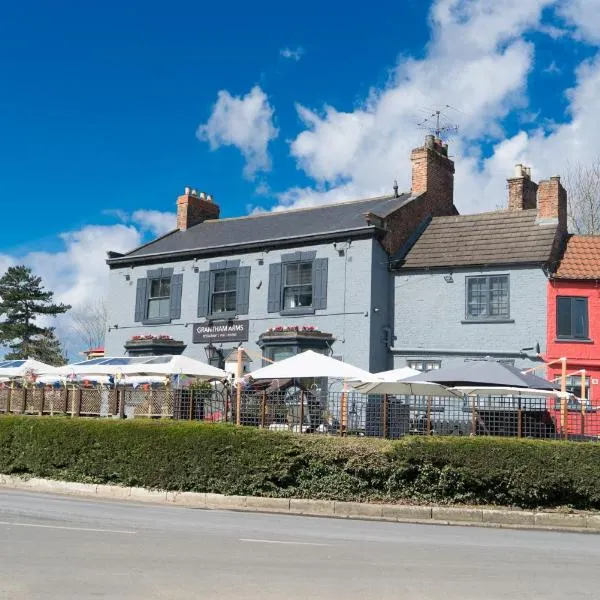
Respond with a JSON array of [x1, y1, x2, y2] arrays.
[[1, 385, 599, 441]]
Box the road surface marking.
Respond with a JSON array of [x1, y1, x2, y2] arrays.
[[0, 520, 137, 535], [240, 538, 330, 547]]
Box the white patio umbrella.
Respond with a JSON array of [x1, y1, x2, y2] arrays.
[[350, 379, 464, 397], [373, 366, 420, 380], [0, 358, 63, 378], [450, 385, 570, 399], [248, 350, 373, 380], [120, 355, 227, 380]]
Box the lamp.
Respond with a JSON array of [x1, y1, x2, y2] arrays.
[[443, 274, 454, 283], [205, 343, 224, 367], [204, 343, 218, 363]]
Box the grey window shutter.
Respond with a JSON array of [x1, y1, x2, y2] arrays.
[[169, 273, 183, 320], [267, 263, 282, 313], [134, 278, 149, 322], [313, 258, 328, 310], [147, 268, 162, 278], [197, 271, 211, 318], [236, 266, 251, 315]]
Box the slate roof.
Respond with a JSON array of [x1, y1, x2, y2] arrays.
[[398, 209, 560, 269], [555, 236, 600, 279], [109, 193, 413, 264]]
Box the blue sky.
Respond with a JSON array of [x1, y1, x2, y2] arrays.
[[0, 0, 599, 355]]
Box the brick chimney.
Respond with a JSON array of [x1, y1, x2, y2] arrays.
[[410, 134, 455, 210], [537, 176, 567, 231], [176, 187, 220, 231], [507, 164, 538, 211]]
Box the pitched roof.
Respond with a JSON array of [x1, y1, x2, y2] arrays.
[[555, 236, 600, 279], [398, 209, 560, 269], [109, 193, 413, 264]]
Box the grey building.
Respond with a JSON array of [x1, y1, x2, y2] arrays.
[[390, 165, 568, 372], [104, 136, 458, 372]]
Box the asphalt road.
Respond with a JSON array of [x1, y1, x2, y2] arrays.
[[0, 490, 599, 599]]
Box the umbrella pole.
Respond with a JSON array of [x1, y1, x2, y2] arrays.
[[560, 357, 568, 440], [236, 346, 243, 427], [426, 397, 432, 436], [517, 394, 522, 438], [383, 394, 389, 439]]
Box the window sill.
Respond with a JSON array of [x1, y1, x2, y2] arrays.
[[554, 338, 594, 344], [280, 307, 316, 316], [206, 312, 238, 321], [141, 318, 172, 325], [461, 319, 515, 324]]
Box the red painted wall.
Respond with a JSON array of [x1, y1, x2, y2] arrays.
[[547, 279, 600, 405]]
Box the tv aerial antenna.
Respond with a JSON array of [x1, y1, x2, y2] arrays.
[[417, 105, 460, 140]]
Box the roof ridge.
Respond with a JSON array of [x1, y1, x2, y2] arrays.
[[431, 209, 538, 221], [194, 192, 408, 225]]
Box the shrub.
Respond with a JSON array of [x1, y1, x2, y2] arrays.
[[1, 416, 600, 509]]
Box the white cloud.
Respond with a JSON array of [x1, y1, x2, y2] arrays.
[[0, 223, 143, 360], [280, 47, 304, 61], [197, 86, 279, 179], [131, 210, 176, 237], [264, 0, 562, 214], [558, 0, 600, 43]]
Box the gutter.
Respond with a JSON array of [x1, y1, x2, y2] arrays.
[[107, 226, 380, 267], [390, 347, 544, 361], [396, 261, 548, 273]]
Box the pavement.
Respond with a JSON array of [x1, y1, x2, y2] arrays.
[[1, 490, 600, 599]]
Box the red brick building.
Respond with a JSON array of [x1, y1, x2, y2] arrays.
[[547, 236, 600, 405]]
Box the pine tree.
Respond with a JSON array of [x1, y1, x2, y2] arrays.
[[0, 265, 71, 365]]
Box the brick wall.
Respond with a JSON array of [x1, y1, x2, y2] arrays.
[[176, 191, 220, 231], [546, 278, 600, 404], [383, 139, 456, 255], [538, 177, 567, 229], [508, 175, 538, 211]]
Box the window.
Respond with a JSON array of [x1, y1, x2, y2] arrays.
[[211, 269, 237, 315], [197, 262, 251, 319], [557, 296, 589, 340], [267, 252, 328, 315], [283, 262, 313, 309], [147, 277, 171, 320], [466, 275, 509, 320], [134, 268, 183, 324], [407, 359, 441, 372], [565, 374, 590, 397]]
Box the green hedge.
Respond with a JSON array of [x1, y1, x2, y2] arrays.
[[1, 416, 600, 509]]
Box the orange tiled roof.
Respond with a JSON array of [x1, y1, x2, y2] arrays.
[[555, 236, 600, 279]]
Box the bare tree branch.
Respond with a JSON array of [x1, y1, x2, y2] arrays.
[[564, 158, 600, 235], [70, 299, 107, 350]]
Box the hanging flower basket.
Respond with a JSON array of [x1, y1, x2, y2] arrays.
[[260, 326, 333, 339]]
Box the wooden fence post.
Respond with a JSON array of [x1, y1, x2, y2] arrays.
[[118, 389, 125, 419], [260, 391, 266, 428], [580, 369, 587, 437]]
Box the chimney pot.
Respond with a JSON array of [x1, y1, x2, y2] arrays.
[[514, 164, 523, 177], [176, 187, 220, 231], [184, 186, 191, 195]]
